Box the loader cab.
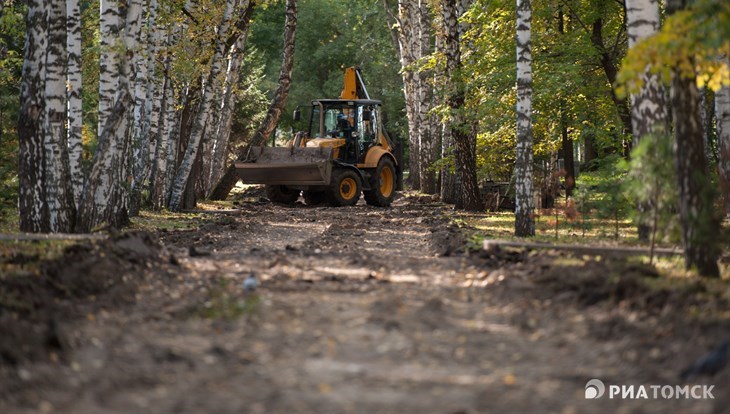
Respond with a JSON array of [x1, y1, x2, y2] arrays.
[[306, 99, 384, 164]]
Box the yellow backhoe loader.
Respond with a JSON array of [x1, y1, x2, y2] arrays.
[[235, 67, 402, 207]]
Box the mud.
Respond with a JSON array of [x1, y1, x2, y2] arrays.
[[1, 194, 728, 413]]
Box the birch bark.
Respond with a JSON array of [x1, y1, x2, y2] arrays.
[[66, 0, 83, 206], [208, 0, 296, 201], [168, 0, 238, 211], [716, 82, 730, 217], [18, 0, 48, 232], [514, 0, 535, 236], [44, 0, 75, 232], [78, 0, 143, 231]]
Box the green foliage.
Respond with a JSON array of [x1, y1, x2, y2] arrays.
[[249, 0, 406, 138], [624, 133, 681, 243], [230, 48, 270, 151], [617, 0, 730, 96], [574, 155, 632, 238], [461, 0, 629, 182], [0, 0, 25, 225]]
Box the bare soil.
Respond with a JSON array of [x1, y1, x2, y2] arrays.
[[1, 194, 729, 413]]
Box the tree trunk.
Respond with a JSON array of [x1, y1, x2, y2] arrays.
[[442, 0, 481, 211], [716, 81, 730, 217], [167, 0, 238, 211], [514, 0, 534, 236], [396, 0, 420, 190], [417, 0, 436, 194], [590, 17, 633, 152], [128, 0, 158, 216], [150, 70, 171, 209], [670, 72, 721, 277], [66, 0, 83, 207], [78, 0, 143, 232], [557, 9, 574, 198], [209, 27, 251, 193], [18, 0, 48, 232], [97, 0, 121, 136], [440, 124, 457, 203], [385, 0, 421, 190], [44, 0, 75, 232], [208, 0, 297, 201], [625, 0, 668, 241], [584, 133, 597, 164], [436, 14, 456, 204], [560, 121, 574, 197], [666, 0, 720, 277]]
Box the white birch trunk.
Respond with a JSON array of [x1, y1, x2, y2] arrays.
[[625, 0, 667, 143], [97, 0, 120, 136], [417, 0, 436, 194], [514, 0, 534, 236], [625, 0, 667, 240], [18, 0, 48, 232], [44, 0, 75, 232], [209, 33, 249, 192], [128, 0, 157, 214], [716, 82, 730, 217], [78, 0, 143, 231], [164, 85, 182, 203], [395, 0, 420, 189], [167, 0, 237, 210], [150, 75, 171, 209], [66, 0, 83, 207]]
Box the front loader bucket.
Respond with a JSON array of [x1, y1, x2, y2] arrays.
[[235, 146, 333, 186]]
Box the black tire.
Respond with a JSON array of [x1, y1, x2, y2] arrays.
[[364, 158, 396, 207], [265, 185, 300, 204], [303, 190, 326, 205], [328, 169, 362, 206]]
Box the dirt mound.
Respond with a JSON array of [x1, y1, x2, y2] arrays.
[[0, 231, 169, 366]]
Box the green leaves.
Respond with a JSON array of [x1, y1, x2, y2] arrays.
[[617, 0, 730, 96]]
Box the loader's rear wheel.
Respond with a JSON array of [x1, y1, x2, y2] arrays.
[[265, 185, 300, 204], [364, 158, 396, 207], [328, 169, 361, 206], [303, 190, 326, 205]]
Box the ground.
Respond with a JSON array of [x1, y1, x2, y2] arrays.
[[1, 193, 729, 413]]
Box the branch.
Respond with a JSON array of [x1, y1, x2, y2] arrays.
[[182, 7, 199, 25], [560, 0, 589, 33]]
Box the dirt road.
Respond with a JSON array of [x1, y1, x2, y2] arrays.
[[1, 194, 727, 413]]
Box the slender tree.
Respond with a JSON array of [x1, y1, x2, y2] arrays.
[[442, 0, 482, 211], [666, 0, 721, 277], [44, 0, 75, 232], [78, 0, 143, 231], [557, 7, 574, 197], [18, 0, 48, 232], [625, 0, 668, 240], [168, 0, 239, 211], [514, 0, 534, 236], [97, 0, 120, 136], [209, 34, 251, 193], [717, 80, 730, 217], [589, 16, 633, 154], [417, 0, 437, 194], [66, 0, 83, 206], [209, 0, 297, 201], [439, 0, 473, 204]]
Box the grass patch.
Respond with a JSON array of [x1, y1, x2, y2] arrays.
[[198, 278, 260, 320], [462, 207, 643, 246], [0, 207, 19, 233], [130, 210, 208, 232]]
